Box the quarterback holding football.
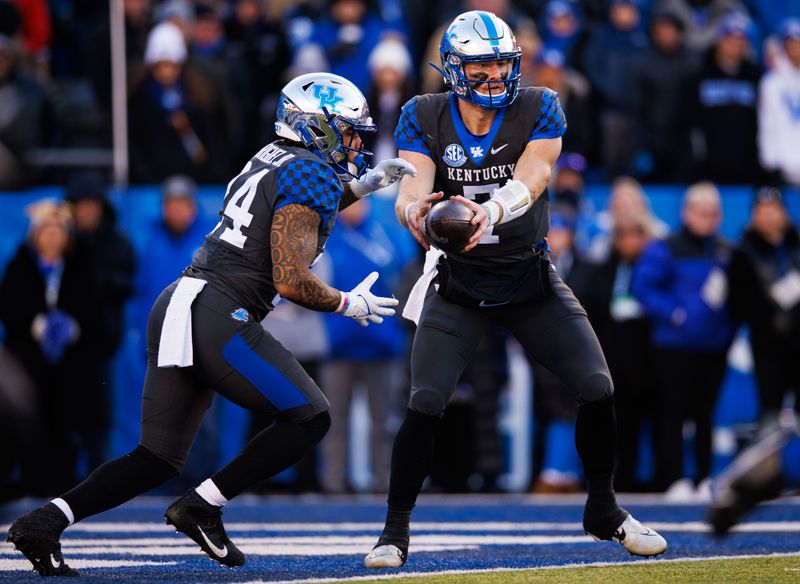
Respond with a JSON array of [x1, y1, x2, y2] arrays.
[[364, 10, 667, 569]]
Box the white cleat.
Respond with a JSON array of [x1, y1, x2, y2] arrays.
[[589, 515, 667, 557], [364, 544, 407, 568]]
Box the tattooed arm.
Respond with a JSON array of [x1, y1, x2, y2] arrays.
[[271, 204, 341, 312]]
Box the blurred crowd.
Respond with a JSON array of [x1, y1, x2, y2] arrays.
[[0, 0, 799, 502], [0, 0, 799, 187]]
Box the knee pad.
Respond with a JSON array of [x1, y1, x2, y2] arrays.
[[579, 373, 614, 404], [409, 388, 447, 418], [131, 444, 181, 478]]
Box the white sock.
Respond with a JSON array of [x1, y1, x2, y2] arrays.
[[195, 479, 228, 507], [50, 498, 74, 525]]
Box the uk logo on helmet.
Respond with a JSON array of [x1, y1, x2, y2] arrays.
[[313, 85, 344, 113], [443, 143, 467, 167]]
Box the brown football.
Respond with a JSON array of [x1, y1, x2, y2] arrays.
[[424, 200, 477, 253]]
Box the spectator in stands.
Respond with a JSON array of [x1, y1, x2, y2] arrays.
[[579, 176, 667, 262], [729, 187, 800, 430], [633, 9, 700, 182], [320, 199, 409, 493], [128, 21, 232, 183], [223, 0, 291, 165], [529, 202, 590, 493], [654, 0, 745, 53], [687, 12, 763, 184], [583, 0, 650, 178], [0, 34, 49, 190], [306, 0, 405, 93], [89, 0, 153, 111], [538, 0, 585, 69], [136, 175, 209, 330], [758, 18, 800, 187], [365, 39, 416, 173], [531, 47, 592, 160], [633, 182, 736, 499], [580, 211, 657, 492], [0, 200, 99, 494], [65, 171, 136, 474]]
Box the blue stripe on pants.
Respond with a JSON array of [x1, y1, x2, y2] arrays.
[[222, 334, 310, 411]]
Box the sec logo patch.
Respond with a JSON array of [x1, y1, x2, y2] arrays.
[[443, 143, 467, 167]]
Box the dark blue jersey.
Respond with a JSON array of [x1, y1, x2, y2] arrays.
[[186, 141, 343, 320], [394, 87, 566, 268]]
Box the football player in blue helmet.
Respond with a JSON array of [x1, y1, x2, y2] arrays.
[[5, 71, 415, 577], [364, 10, 667, 569], [434, 10, 522, 109]]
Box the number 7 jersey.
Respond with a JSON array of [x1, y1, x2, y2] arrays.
[[395, 87, 566, 266], [185, 141, 344, 321]]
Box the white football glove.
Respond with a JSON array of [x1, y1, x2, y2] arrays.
[[349, 158, 417, 198], [336, 271, 399, 327]]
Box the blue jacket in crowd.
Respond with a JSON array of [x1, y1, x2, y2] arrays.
[[632, 226, 736, 353]]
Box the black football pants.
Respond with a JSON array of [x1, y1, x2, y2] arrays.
[[408, 266, 613, 417]]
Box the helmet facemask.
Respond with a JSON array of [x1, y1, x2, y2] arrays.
[[294, 108, 375, 180], [445, 52, 521, 109]]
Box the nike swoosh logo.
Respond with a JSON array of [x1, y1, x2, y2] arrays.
[[198, 526, 228, 557], [490, 144, 508, 155], [50, 554, 61, 568], [639, 529, 657, 536], [479, 300, 510, 308]]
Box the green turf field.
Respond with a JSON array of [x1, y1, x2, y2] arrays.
[[350, 555, 800, 583]]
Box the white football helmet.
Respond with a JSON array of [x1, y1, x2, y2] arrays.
[[275, 72, 376, 180], [435, 11, 521, 109]]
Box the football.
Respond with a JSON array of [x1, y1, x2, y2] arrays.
[[424, 200, 478, 253]]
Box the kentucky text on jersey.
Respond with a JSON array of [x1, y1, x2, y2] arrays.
[[446, 164, 516, 182]]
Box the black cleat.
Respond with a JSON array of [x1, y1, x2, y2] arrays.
[[6, 503, 78, 577], [709, 425, 793, 536], [164, 490, 245, 567]]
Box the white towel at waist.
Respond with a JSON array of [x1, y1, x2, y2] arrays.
[[157, 276, 207, 367], [402, 248, 445, 325]]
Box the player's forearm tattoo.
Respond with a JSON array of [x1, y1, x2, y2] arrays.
[[338, 183, 361, 211], [271, 204, 341, 312]]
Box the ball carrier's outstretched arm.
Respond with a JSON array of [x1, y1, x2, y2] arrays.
[[272, 204, 398, 325]]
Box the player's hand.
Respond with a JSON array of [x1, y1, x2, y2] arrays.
[[350, 158, 417, 198], [405, 191, 444, 250], [450, 195, 488, 252], [337, 271, 399, 326]]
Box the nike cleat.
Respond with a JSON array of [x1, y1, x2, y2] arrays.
[[164, 490, 245, 567], [364, 543, 407, 568], [709, 425, 792, 536], [588, 514, 668, 557], [6, 503, 78, 577]]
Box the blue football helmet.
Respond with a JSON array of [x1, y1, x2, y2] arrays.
[[275, 72, 376, 180], [436, 11, 522, 109]]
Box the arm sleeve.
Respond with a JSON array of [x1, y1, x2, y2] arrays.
[[631, 240, 680, 323], [529, 88, 567, 141], [275, 158, 342, 225], [394, 97, 431, 156]]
